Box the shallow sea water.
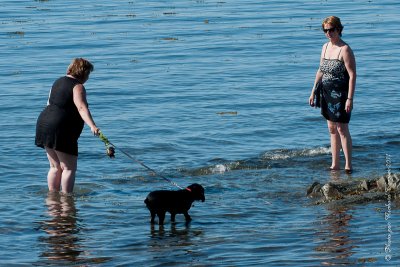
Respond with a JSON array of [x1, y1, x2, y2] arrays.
[[0, 0, 399, 266]]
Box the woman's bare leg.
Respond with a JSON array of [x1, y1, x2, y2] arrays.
[[54, 150, 78, 194], [327, 121, 341, 170], [337, 122, 352, 171], [45, 147, 62, 191]]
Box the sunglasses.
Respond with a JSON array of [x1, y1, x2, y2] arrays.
[[323, 28, 336, 33]]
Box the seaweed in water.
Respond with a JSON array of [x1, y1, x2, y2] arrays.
[[99, 132, 115, 158]]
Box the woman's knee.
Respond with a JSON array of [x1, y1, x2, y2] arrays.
[[327, 124, 338, 135], [49, 163, 62, 173], [60, 162, 77, 172], [337, 123, 350, 136], [55, 151, 78, 171], [47, 155, 62, 173]]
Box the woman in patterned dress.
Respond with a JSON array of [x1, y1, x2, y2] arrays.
[[309, 16, 356, 173]]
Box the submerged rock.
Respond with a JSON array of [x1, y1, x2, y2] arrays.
[[307, 173, 399, 205]]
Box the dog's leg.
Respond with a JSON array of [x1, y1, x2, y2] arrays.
[[158, 212, 166, 225], [183, 212, 192, 222], [150, 211, 156, 224], [170, 213, 176, 222]]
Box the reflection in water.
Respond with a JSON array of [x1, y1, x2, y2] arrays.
[[329, 170, 342, 181], [150, 223, 195, 240], [149, 223, 204, 253], [314, 206, 357, 266], [38, 192, 82, 262]]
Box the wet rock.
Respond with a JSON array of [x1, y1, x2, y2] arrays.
[[388, 173, 400, 190], [376, 173, 400, 192], [360, 180, 377, 191], [377, 176, 387, 191], [322, 183, 343, 200], [306, 182, 323, 198], [307, 173, 399, 205]]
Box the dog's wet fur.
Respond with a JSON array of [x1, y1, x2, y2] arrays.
[[144, 183, 205, 225]]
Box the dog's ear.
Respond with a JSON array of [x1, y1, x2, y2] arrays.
[[188, 183, 203, 191], [188, 184, 205, 202]]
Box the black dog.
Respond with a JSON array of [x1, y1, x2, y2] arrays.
[[144, 183, 205, 225]]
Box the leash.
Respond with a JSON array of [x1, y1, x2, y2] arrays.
[[98, 132, 184, 189]]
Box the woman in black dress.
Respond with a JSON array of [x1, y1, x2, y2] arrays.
[[309, 16, 356, 173], [36, 58, 100, 193]]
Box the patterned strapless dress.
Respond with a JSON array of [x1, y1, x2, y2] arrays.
[[319, 58, 351, 123]]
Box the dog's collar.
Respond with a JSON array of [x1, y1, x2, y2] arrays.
[[185, 187, 192, 192]]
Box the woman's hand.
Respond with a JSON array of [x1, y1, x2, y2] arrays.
[[309, 93, 315, 107], [91, 126, 100, 136], [345, 99, 353, 113]]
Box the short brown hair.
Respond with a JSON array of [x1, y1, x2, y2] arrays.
[[67, 58, 94, 82], [322, 16, 344, 36]]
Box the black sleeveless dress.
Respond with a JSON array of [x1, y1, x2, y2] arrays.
[[319, 45, 351, 123], [35, 76, 84, 156]]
